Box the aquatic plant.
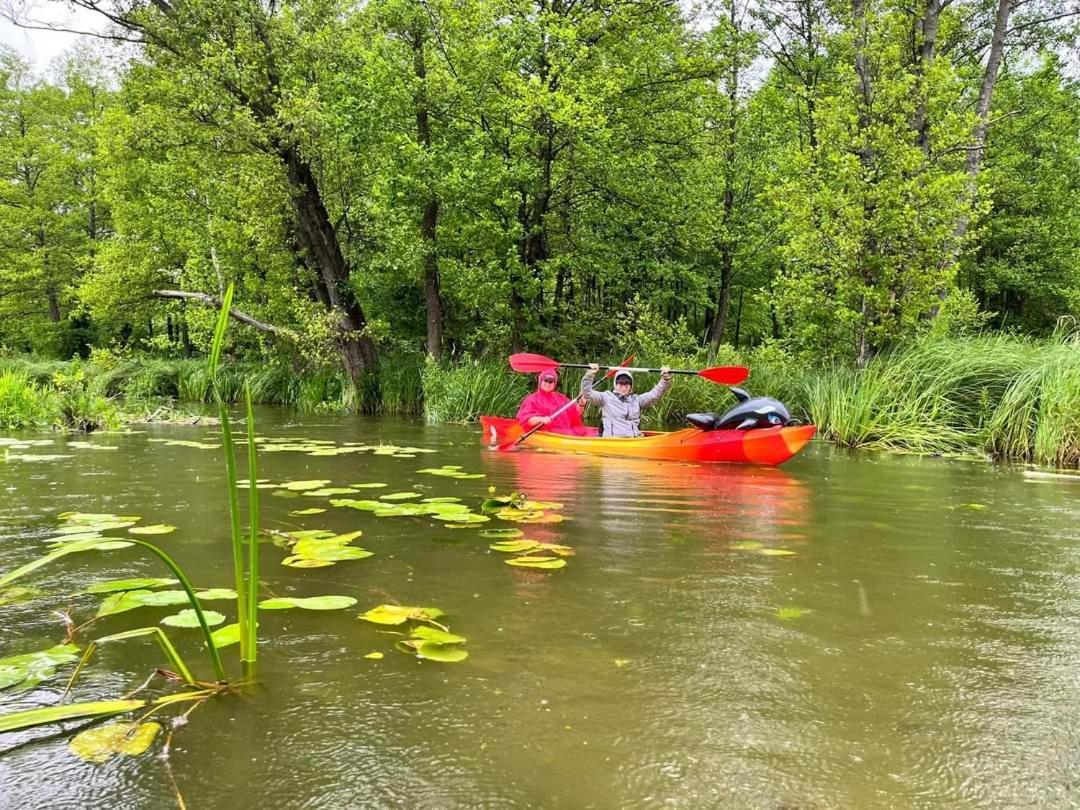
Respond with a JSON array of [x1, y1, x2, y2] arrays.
[[0, 369, 60, 429], [422, 355, 529, 423]]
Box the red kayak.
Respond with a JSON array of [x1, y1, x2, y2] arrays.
[[480, 416, 816, 466]]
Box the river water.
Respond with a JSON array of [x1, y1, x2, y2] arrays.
[[2, 412, 1080, 808]]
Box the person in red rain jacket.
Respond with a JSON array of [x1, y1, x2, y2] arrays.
[[515, 368, 592, 436]]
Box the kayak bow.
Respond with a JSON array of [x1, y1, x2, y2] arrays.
[[480, 416, 816, 466]]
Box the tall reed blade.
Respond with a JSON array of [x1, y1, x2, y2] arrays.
[[243, 383, 259, 669]]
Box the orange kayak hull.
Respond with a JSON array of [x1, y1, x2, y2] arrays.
[[479, 416, 816, 466]]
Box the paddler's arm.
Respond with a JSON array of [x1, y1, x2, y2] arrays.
[[579, 363, 605, 405], [636, 367, 672, 409]]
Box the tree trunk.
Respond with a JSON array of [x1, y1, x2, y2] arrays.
[[412, 24, 444, 360], [913, 0, 942, 154], [277, 144, 378, 400], [935, 0, 1012, 303]]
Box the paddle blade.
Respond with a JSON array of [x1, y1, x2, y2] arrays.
[[509, 353, 559, 373], [697, 366, 750, 385]]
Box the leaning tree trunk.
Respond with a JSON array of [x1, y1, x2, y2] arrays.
[[278, 144, 378, 403]]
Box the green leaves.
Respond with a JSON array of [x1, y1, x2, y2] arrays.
[[86, 577, 179, 594], [359, 604, 445, 626], [0, 644, 80, 692], [69, 721, 161, 764], [162, 609, 226, 628], [258, 595, 357, 610]]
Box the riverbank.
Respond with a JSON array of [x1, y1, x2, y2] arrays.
[[2, 333, 1079, 466]]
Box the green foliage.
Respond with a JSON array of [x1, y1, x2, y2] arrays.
[[422, 356, 529, 423], [0, 368, 59, 428]]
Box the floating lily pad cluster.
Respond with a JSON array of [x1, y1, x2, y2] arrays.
[[254, 437, 438, 459], [271, 529, 373, 568], [147, 438, 221, 450], [329, 495, 490, 525], [482, 493, 567, 525], [94, 587, 236, 618], [2, 436, 120, 461], [487, 538, 574, 570], [359, 604, 468, 663], [417, 465, 485, 479], [0, 644, 80, 691]]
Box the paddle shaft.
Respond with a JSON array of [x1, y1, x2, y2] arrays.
[[573, 363, 683, 376]]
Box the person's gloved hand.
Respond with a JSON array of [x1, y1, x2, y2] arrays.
[[587, 363, 599, 376], [660, 366, 672, 381]]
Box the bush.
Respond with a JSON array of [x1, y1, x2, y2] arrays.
[[0, 370, 60, 429]]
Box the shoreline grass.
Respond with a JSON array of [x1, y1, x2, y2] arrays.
[[4, 333, 1080, 467]]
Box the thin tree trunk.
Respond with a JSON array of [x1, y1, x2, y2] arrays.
[[913, 0, 943, 154], [412, 23, 444, 360]]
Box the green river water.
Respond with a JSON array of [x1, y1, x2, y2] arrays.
[[2, 411, 1080, 809]]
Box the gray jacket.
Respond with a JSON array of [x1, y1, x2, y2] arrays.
[[580, 372, 671, 437]]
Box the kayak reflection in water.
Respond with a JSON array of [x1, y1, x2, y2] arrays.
[[580, 363, 672, 437], [515, 368, 593, 436]]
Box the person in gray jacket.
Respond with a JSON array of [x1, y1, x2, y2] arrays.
[[580, 363, 672, 437]]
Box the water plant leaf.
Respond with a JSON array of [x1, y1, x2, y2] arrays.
[[289, 508, 327, 516], [304, 488, 360, 497], [359, 605, 445, 625], [422, 496, 462, 503], [161, 609, 226, 628], [363, 652, 384, 659], [411, 626, 466, 644], [758, 549, 796, 557], [777, 606, 808, 621], [505, 556, 566, 569], [480, 528, 524, 539], [281, 479, 332, 491], [85, 578, 179, 594], [195, 588, 237, 601], [281, 557, 335, 568], [0, 699, 147, 734], [131, 590, 194, 607], [489, 540, 541, 553], [257, 595, 358, 611], [350, 482, 389, 488], [0, 644, 80, 691], [439, 512, 490, 524], [379, 492, 423, 501], [0, 586, 43, 605], [69, 721, 161, 764], [96, 589, 156, 617], [212, 623, 241, 649], [415, 642, 469, 662], [128, 524, 177, 536], [536, 543, 575, 557], [329, 499, 385, 511]]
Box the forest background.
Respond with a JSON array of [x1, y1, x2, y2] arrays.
[[2, 0, 1080, 464]]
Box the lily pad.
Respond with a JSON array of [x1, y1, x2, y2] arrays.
[[422, 496, 462, 503], [412, 625, 466, 644], [505, 556, 566, 569], [351, 482, 389, 489], [289, 508, 327, 516], [131, 590, 194, 607], [414, 641, 469, 662], [0, 586, 43, 606], [363, 652, 384, 660], [0, 644, 80, 691], [489, 540, 541, 553], [281, 480, 332, 491], [777, 606, 808, 621], [161, 609, 226, 628], [69, 721, 161, 764], [304, 487, 360, 497], [96, 589, 156, 618], [359, 604, 445, 626], [127, 524, 177, 536], [86, 578, 179, 594], [480, 528, 524, 539], [329, 499, 385, 511], [758, 548, 796, 557], [258, 595, 358, 611], [195, 588, 237, 601], [379, 492, 423, 501]]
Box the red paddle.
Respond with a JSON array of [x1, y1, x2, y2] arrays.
[[499, 353, 635, 450], [509, 352, 749, 385]]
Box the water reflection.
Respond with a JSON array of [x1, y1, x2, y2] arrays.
[[485, 448, 812, 549]]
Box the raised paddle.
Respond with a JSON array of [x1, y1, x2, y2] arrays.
[[499, 353, 635, 451], [508, 352, 749, 385]]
